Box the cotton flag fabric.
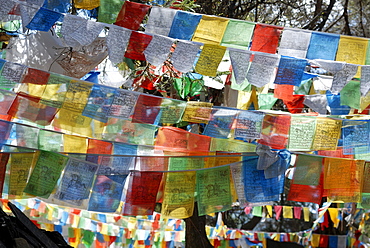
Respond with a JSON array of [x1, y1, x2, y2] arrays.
[[340, 80, 361, 109], [306, 32, 340, 60], [303, 95, 328, 115], [61, 15, 105, 47], [74, 0, 100, 10], [196, 166, 232, 215], [311, 117, 341, 151], [171, 40, 202, 73], [192, 15, 229, 45], [246, 53, 280, 87], [336, 36, 368, 67], [259, 114, 291, 150], [293, 154, 322, 186], [326, 93, 350, 115], [106, 25, 131, 64], [195, 44, 226, 77], [229, 49, 252, 85], [144, 35, 174, 67], [221, 20, 255, 50], [274, 56, 307, 86], [122, 171, 162, 216], [250, 24, 283, 54], [115, 1, 150, 30], [161, 171, 196, 219], [234, 110, 264, 140], [98, 0, 124, 24], [331, 63, 359, 94], [288, 116, 316, 151], [25, 7, 63, 32], [0, 0, 16, 21], [168, 11, 202, 40], [203, 106, 238, 139], [124, 31, 153, 61], [278, 28, 312, 58], [145, 6, 177, 36], [360, 65, 370, 96]]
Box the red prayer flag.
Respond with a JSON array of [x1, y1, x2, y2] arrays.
[[115, 1, 151, 30], [124, 31, 153, 61], [122, 171, 163, 216], [250, 24, 283, 54], [22, 68, 50, 85], [131, 93, 162, 124], [274, 84, 294, 101], [283, 95, 305, 113], [259, 114, 291, 150]]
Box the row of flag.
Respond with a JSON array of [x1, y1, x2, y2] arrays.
[[0, 145, 369, 218], [4, 0, 370, 86], [9, 198, 362, 248]]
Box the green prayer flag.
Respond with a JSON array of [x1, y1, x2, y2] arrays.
[[221, 20, 255, 50], [98, 0, 125, 24], [24, 151, 68, 198], [252, 206, 263, 217], [82, 230, 95, 248], [258, 93, 278, 110], [340, 80, 361, 109]]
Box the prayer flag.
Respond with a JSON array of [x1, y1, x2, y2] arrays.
[[122, 171, 162, 216], [8, 153, 35, 198], [247, 53, 280, 87], [159, 98, 186, 124], [274, 56, 307, 86], [108, 89, 139, 119], [24, 151, 69, 198], [234, 110, 264, 141], [182, 101, 213, 124], [287, 174, 324, 204], [171, 41, 202, 73], [106, 25, 132, 64], [161, 171, 196, 219], [293, 154, 322, 186], [124, 31, 153, 61], [278, 28, 312, 58], [145, 6, 177, 36], [0, 0, 16, 21], [74, 0, 100, 10], [326, 93, 350, 115], [192, 15, 229, 45], [98, 0, 125, 24], [221, 20, 255, 50], [26, 7, 62, 32], [38, 129, 63, 152], [340, 80, 361, 109], [336, 36, 368, 68], [203, 106, 238, 139], [168, 11, 202, 40], [195, 44, 226, 77], [54, 158, 98, 204], [229, 49, 252, 85], [88, 175, 128, 212], [131, 94, 162, 124], [197, 166, 232, 215], [288, 116, 316, 151], [259, 113, 291, 150], [250, 24, 283, 54], [144, 35, 174, 67], [306, 32, 340, 60], [115, 1, 150, 30], [311, 117, 341, 151]]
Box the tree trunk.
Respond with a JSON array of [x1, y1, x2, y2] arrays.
[[184, 203, 213, 248]]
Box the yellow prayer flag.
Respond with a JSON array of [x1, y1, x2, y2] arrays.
[[266, 205, 273, 218], [182, 101, 213, 124], [283, 206, 293, 219], [311, 234, 320, 247], [192, 15, 229, 45], [311, 117, 341, 151], [303, 207, 310, 222], [54, 109, 93, 137], [161, 171, 196, 219], [328, 208, 340, 228], [195, 44, 226, 77], [74, 0, 100, 10], [63, 134, 87, 153], [336, 36, 368, 77]]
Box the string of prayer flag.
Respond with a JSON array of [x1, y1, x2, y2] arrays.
[[26, 7, 62, 32]]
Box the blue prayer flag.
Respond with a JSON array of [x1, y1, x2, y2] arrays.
[[243, 157, 284, 202], [168, 11, 202, 40], [26, 7, 63, 32], [326, 93, 350, 115], [43, 0, 71, 13], [274, 56, 307, 86], [306, 32, 340, 61]]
